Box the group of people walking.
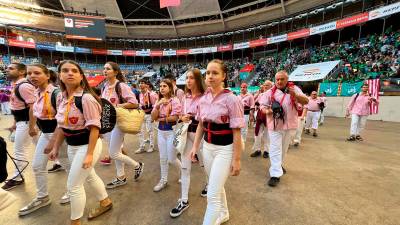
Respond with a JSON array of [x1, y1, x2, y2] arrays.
[[1, 58, 378, 225]]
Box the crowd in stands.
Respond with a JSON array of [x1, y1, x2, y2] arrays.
[[1, 29, 399, 89]]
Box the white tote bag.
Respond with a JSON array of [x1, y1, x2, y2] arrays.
[[173, 98, 191, 154]]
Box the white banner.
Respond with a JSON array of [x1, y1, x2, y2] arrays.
[[233, 42, 249, 50], [55, 45, 74, 52], [136, 50, 150, 57], [0, 37, 5, 45], [267, 34, 287, 44], [289, 60, 340, 81], [107, 50, 122, 55], [369, 2, 400, 20], [189, 48, 203, 55], [163, 50, 176, 56], [202, 46, 217, 53], [310, 22, 337, 35]]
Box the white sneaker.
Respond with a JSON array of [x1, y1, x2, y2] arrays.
[[146, 145, 155, 153], [19, 196, 51, 216], [59, 192, 70, 205], [153, 180, 167, 192], [216, 211, 230, 224], [135, 147, 146, 154]]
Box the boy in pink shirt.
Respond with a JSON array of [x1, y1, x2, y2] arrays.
[[346, 83, 379, 141], [259, 71, 308, 187], [304, 91, 322, 137]]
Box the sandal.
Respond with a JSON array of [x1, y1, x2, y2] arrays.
[[88, 203, 113, 220]]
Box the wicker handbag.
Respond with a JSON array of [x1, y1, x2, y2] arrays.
[[115, 107, 145, 134]]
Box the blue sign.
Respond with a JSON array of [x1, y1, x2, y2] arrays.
[[75, 47, 91, 54], [36, 43, 56, 51]]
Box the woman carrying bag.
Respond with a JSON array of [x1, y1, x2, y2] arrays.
[[151, 79, 182, 192], [101, 62, 144, 189], [170, 69, 208, 218], [189, 59, 244, 225]]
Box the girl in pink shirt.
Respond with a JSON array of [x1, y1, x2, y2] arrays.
[[100, 62, 144, 189], [48, 60, 111, 225], [189, 59, 244, 225], [170, 68, 207, 218], [151, 79, 182, 192], [18, 64, 69, 216]]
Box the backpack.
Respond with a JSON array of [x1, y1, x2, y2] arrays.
[[74, 93, 117, 134], [0, 136, 29, 183], [50, 88, 60, 110], [0, 136, 7, 183], [14, 81, 34, 108], [102, 81, 125, 104]]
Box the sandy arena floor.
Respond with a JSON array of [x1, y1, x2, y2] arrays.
[[0, 115, 399, 225]]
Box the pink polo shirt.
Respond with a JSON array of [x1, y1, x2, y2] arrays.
[[152, 97, 182, 118], [33, 84, 62, 120], [56, 90, 102, 130], [139, 91, 158, 107], [305, 97, 321, 111], [183, 93, 202, 116], [174, 87, 185, 103], [101, 81, 138, 106], [259, 86, 305, 131], [240, 93, 255, 108], [347, 93, 378, 116], [196, 88, 245, 129], [10, 78, 36, 110]]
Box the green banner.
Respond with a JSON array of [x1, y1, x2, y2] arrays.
[[229, 86, 260, 95], [340, 81, 364, 96], [319, 82, 339, 96]]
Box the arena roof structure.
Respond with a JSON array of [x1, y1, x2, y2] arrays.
[[1, 0, 334, 38]]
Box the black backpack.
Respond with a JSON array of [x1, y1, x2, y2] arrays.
[[0, 136, 7, 183], [74, 94, 117, 134], [0, 136, 29, 183]]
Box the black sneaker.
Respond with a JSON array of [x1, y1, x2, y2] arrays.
[[293, 142, 299, 147], [201, 184, 207, 197], [1, 179, 24, 190], [134, 162, 144, 181], [250, 150, 261, 157], [268, 177, 280, 187], [313, 132, 318, 137], [347, 135, 356, 141], [305, 129, 310, 134], [48, 164, 63, 173], [106, 177, 127, 189], [263, 151, 269, 158], [170, 199, 189, 218], [355, 135, 363, 141]]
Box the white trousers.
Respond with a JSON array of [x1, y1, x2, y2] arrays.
[[180, 132, 206, 202], [252, 123, 269, 152], [293, 118, 305, 144], [241, 114, 250, 142], [157, 129, 181, 182], [1, 102, 11, 115], [139, 114, 155, 148], [67, 139, 108, 220], [350, 114, 368, 136], [109, 126, 139, 177], [268, 130, 296, 178], [319, 110, 325, 123], [202, 142, 232, 225], [12, 121, 34, 180], [32, 132, 69, 198], [305, 111, 321, 130]]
